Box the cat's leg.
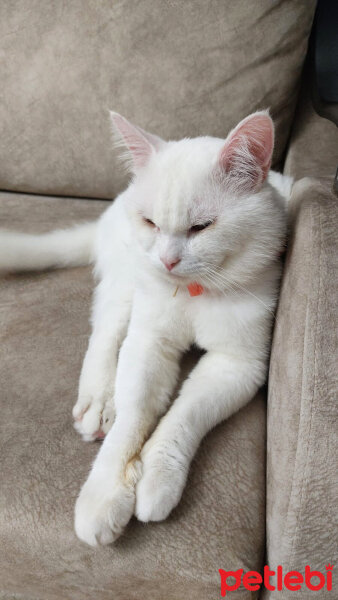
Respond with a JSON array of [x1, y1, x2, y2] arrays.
[[74, 311, 183, 545], [135, 351, 265, 522], [73, 280, 132, 441]]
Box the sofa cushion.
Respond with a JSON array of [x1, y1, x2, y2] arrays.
[[284, 84, 338, 182], [1, 0, 316, 199], [264, 178, 338, 598], [0, 192, 266, 599]]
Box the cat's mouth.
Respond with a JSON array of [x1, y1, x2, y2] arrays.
[[151, 255, 207, 285], [160, 268, 205, 287]]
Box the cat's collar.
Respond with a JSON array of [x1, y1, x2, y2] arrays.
[[173, 282, 204, 297]]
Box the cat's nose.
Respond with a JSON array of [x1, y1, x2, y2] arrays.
[[161, 257, 181, 271]]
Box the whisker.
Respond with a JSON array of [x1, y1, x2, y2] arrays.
[[197, 261, 277, 319]]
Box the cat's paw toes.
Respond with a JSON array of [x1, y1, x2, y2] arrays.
[[72, 396, 115, 442], [75, 476, 135, 546], [135, 450, 187, 522]]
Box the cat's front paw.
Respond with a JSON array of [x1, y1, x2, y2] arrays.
[[135, 443, 188, 522], [73, 394, 115, 442], [75, 472, 135, 546]]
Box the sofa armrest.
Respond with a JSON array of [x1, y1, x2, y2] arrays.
[[265, 178, 337, 590]]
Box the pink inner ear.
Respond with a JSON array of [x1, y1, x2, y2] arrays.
[[110, 112, 154, 169], [219, 112, 274, 190]]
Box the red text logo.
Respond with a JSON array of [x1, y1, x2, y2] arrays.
[[219, 564, 333, 596]]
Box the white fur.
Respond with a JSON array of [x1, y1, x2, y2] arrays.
[[268, 170, 293, 199], [1, 112, 292, 546], [0, 223, 96, 271]]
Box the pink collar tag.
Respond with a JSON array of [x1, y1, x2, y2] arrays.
[[187, 282, 204, 297]]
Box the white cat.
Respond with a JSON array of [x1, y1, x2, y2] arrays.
[[0, 111, 292, 547]]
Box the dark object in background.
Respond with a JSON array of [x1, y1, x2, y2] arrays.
[[309, 0, 338, 192]]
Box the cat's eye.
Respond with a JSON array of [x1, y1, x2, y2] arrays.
[[143, 217, 156, 227], [189, 220, 214, 234]]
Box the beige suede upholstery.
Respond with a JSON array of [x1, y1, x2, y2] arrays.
[[263, 177, 338, 599], [1, 1, 337, 599], [263, 88, 338, 598], [1, 0, 315, 199], [284, 85, 338, 181]]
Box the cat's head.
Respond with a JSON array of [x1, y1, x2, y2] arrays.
[[110, 110, 285, 289]]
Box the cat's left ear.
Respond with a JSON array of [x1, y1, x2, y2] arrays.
[[218, 111, 274, 192], [109, 111, 165, 171]]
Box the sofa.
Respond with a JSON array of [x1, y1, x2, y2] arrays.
[[0, 2, 337, 598]]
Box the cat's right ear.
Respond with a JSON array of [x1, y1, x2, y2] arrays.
[[218, 111, 274, 193], [109, 111, 164, 172]]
